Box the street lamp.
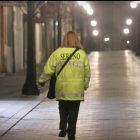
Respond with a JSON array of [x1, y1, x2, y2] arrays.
[[83, 3, 90, 10], [93, 30, 99, 36], [91, 20, 97, 26], [130, 2, 137, 8], [127, 40, 130, 44], [22, 1, 40, 95], [123, 28, 129, 34], [87, 9, 93, 15], [104, 37, 110, 41], [126, 19, 132, 25], [56, 21, 58, 26], [77, 1, 85, 6]]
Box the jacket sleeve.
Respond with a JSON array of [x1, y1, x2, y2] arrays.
[[84, 54, 91, 90], [38, 51, 56, 84]]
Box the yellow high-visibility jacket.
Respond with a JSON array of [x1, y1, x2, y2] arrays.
[[38, 47, 91, 101]]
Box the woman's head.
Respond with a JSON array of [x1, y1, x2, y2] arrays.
[[61, 31, 83, 49]]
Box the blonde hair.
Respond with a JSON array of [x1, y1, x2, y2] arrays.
[[60, 31, 83, 49]]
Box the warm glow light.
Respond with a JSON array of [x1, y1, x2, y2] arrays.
[[77, 1, 86, 5], [124, 28, 129, 34], [83, 3, 90, 10], [87, 9, 94, 15], [135, 1, 140, 3], [91, 20, 97, 26], [127, 40, 130, 44], [56, 21, 58, 26], [130, 2, 137, 8], [95, 52, 99, 59], [104, 37, 110, 41], [126, 19, 132, 25], [93, 30, 99, 36]]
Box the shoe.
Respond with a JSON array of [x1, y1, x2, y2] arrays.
[[58, 129, 66, 137], [68, 134, 75, 140]]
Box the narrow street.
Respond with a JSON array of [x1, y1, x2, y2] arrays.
[[1, 50, 140, 140]]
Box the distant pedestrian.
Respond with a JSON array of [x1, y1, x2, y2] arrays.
[[38, 31, 91, 140]]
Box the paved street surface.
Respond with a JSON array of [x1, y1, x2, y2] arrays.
[[0, 62, 49, 138], [1, 50, 140, 140]]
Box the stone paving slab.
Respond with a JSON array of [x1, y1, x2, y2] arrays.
[[0, 91, 48, 138], [12, 92, 49, 119], [0, 119, 9, 126], [2, 50, 140, 140]]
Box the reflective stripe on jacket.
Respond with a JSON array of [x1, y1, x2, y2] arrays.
[[38, 47, 91, 101]]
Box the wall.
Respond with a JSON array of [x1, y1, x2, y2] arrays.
[[0, 6, 2, 73], [0, 7, 7, 74], [35, 23, 42, 64], [0, 5, 57, 75], [7, 7, 14, 73], [13, 7, 23, 72], [46, 19, 54, 57]]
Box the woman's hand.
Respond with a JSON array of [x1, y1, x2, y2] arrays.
[[39, 83, 45, 87]]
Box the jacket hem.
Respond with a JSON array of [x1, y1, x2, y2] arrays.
[[56, 99, 84, 101]]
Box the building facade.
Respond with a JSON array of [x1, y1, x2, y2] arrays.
[[0, 2, 73, 75]]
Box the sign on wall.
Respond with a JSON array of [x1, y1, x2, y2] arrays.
[[45, 1, 58, 19]]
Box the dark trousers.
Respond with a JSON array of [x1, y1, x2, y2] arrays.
[[58, 101, 80, 135]]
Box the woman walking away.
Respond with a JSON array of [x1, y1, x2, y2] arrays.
[[38, 31, 91, 140]]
